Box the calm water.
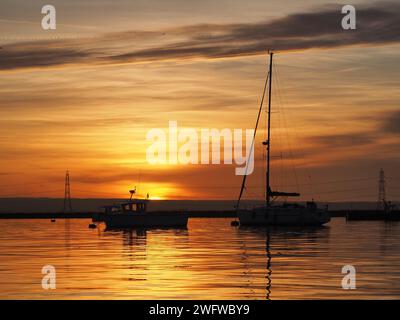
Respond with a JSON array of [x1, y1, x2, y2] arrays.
[[0, 217, 399, 299]]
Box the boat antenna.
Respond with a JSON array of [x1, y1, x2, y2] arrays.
[[129, 187, 136, 200]]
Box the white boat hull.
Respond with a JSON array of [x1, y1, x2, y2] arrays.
[[238, 206, 330, 226], [105, 212, 188, 228]]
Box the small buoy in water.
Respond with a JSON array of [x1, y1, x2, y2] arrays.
[[51, 219, 56, 222], [88, 223, 97, 229], [231, 220, 240, 227]]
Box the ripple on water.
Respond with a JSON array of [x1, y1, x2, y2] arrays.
[[0, 218, 399, 299]]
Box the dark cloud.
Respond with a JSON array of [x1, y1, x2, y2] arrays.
[[0, 47, 92, 70], [0, 2, 399, 70], [381, 110, 400, 134], [0, 172, 16, 176], [309, 133, 375, 148]]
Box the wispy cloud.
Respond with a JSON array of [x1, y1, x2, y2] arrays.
[[1, 2, 399, 71]]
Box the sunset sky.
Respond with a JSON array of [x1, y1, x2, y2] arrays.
[[0, 0, 399, 201]]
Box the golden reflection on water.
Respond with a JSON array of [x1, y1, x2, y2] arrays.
[[0, 218, 400, 299]]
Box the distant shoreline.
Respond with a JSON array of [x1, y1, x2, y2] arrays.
[[0, 210, 238, 219], [1, 197, 399, 221]]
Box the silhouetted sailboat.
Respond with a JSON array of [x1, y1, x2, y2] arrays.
[[236, 52, 330, 226]]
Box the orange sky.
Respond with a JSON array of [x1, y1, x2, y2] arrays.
[[0, 0, 399, 201]]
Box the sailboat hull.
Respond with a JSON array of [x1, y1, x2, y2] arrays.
[[238, 206, 330, 226]]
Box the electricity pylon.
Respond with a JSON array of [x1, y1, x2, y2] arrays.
[[377, 168, 386, 211], [63, 170, 72, 213]]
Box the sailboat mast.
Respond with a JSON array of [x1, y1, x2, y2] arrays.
[[266, 52, 273, 206]]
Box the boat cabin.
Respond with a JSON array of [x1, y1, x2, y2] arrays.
[[120, 199, 148, 213], [103, 199, 148, 214], [103, 205, 120, 214]]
